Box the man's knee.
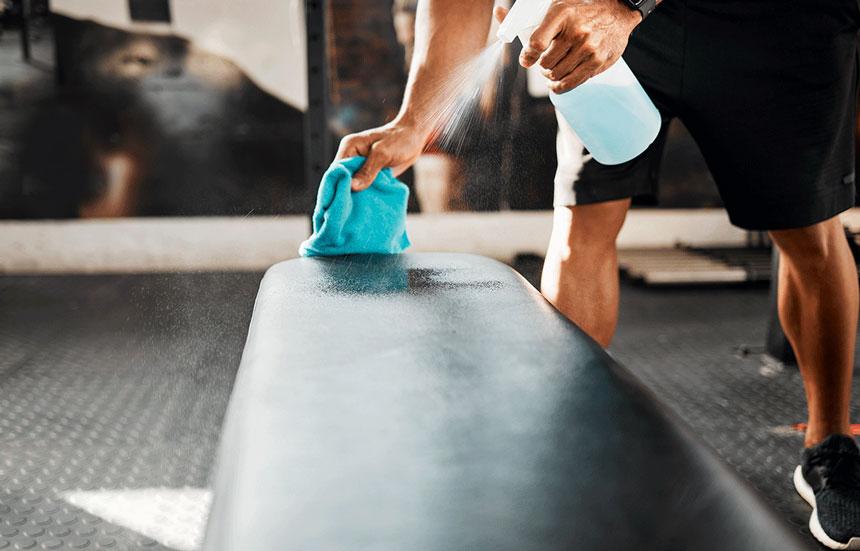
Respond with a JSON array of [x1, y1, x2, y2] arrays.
[[769, 216, 845, 268]]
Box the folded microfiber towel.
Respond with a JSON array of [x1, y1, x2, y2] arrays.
[[299, 157, 411, 257]]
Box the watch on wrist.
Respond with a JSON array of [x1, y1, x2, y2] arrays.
[[623, 0, 657, 20]]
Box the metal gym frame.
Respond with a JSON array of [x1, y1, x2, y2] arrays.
[[303, 0, 332, 204]]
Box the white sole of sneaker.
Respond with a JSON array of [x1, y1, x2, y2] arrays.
[[794, 465, 860, 550]]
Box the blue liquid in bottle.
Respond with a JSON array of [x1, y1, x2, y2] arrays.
[[549, 58, 661, 165]]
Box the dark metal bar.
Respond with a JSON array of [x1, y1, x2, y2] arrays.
[[304, 0, 332, 210], [20, 0, 32, 62]]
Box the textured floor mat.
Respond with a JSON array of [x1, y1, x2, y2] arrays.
[[4, 266, 853, 550], [0, 273, 261, 551]]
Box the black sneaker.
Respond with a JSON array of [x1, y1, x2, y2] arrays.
[[795, 434, 860, 549]]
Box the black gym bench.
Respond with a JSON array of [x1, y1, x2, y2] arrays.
[[203, 253, 810, 551]]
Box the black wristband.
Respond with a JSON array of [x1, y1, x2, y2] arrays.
[[634, 0, 658, 20]]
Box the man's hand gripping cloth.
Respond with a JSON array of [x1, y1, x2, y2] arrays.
[[299, 157, 411, 257]]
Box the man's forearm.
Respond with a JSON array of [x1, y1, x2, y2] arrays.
[[396, 0, 495, 132]]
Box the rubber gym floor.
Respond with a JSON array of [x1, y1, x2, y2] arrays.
[[1, 259, 856, 550]]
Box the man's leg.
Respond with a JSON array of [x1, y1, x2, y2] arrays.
[[541, 198, 631, 347], [769, 216, 858, 447]]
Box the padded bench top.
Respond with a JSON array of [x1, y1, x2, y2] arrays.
[[204, 253, 809, 551]]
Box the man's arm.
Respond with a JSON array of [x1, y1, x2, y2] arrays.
[[338, 0, 653, 191], [400, 0, 496, 131], [336, 0, 494, 190]]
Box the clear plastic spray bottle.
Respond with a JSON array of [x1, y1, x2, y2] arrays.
[[497, 0, 661, 165]]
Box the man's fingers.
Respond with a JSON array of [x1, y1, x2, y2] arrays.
[[335, 134, 371, 161], [493, 5, 508, 23], [351, 145, 389, 191], [337, 133, 385, 191], [520, 3, 568, 67], [542, 49, 588, 82], [548, 73, 586, 95], [548, 60, 602, 94], [391, 160, 413, 178], [537, 38, 573, 71]]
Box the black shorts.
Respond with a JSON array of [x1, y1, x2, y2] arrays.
[[554, 0, 860, 230]]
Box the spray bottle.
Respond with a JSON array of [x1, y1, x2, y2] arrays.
[[497, 0, 661, 165]]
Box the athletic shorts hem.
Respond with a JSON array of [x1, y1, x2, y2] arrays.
[[553, 172, 655, 208], [725, 183, 856, 231]]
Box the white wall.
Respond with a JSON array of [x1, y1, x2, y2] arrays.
[[52, 0, 308, 110], [0, 210, 760, 274]]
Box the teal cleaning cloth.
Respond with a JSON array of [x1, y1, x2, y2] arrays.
[[299, 157, 411, 257]]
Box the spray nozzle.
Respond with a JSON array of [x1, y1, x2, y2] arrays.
[[496, 0, 552, 45]]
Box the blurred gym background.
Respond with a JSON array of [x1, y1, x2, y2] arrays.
[[1, 0, 783, 271]]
